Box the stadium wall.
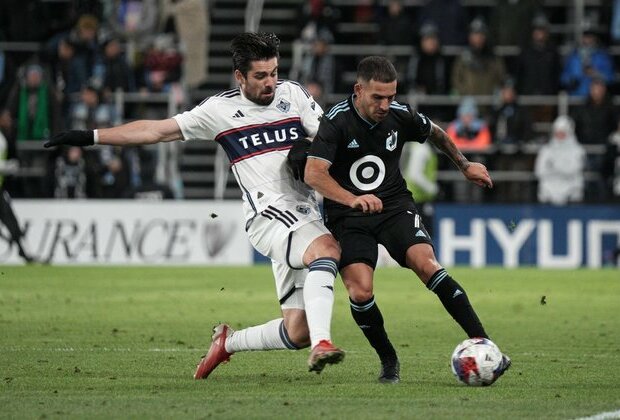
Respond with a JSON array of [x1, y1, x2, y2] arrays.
[[435, 204, 620, 268], [1, 201, 618, 267], [2, 200, 253, 265]]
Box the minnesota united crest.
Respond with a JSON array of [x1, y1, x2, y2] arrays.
[[276, 99, 291, 113], [386, 130, 398, 151]]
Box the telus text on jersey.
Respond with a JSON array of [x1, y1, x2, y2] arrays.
[[237, 127, 300, 149]]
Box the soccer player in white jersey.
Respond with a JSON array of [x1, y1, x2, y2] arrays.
[[44, 32, 345, 378]]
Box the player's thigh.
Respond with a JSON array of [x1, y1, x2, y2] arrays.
[[328, 216, 379, 270], [293, 221, 339, 266], [377, 209, 434, 267]]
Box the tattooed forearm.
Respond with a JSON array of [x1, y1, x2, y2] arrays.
[[428, 123, 470, 171]]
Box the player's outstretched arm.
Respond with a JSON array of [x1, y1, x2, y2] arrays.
[[305, 157, 383, 213], [427, 122, 493, 189], [44, 118, 183, 148]]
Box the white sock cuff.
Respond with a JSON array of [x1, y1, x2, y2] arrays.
[[226, 318, 291, 352], [308, 257, 338, 278]]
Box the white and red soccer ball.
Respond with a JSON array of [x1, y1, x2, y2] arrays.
[[451, 338, 504, 386]]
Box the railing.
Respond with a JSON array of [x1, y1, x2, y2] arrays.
[[290, 40, 620, 109], [436, 144, 606, 183]]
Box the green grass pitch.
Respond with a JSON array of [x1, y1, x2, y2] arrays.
[[1, 266, 619, 419]]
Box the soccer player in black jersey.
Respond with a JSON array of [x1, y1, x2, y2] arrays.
[[305, 56, 511, 384]]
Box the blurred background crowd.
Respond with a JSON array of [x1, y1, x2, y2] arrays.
[[1, 0, 619, 207]]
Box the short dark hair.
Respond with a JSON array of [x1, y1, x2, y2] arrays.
[[357, 56, 398, 84], [230, 32, 280, 76]]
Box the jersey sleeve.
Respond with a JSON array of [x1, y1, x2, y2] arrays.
[[172, 98, 219, 141], [408, 105, 432, 143], [308, 115, 341, 165], [290, 82, 324, 138]]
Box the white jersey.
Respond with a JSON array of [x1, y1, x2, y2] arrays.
[[173, 80, 323, 224]]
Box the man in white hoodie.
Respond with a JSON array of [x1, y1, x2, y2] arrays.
[[535, 115, 586, 205]]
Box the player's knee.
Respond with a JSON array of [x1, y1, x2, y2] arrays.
[[348, 287, 374, 303], [342, 277, 374, 302], [304, 235, 341, 266], [406, 249, 442, 283], [411, 261, 443, 284]]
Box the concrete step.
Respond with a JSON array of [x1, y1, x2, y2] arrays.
[[208, 56, 291, 69], [181, 172, 216, 183], [211, 24, 297, 36], [209, 40, 292, 53], [183, 186, 241, 199], [180, 154, 216, 166]]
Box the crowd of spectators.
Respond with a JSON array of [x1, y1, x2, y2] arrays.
[[294, 0, 620, 204], [0, 0, 207, 200]]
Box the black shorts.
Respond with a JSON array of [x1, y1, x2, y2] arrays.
[[326, 207, 434, 269]]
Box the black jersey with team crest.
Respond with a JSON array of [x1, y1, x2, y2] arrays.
[[309, 95, 431, 221]]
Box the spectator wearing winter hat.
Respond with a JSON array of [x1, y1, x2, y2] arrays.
[[447, 96, 492, 152], [409, 22, 450, 95], [515, 13, 561, 124], [535, 116, 586, 205], [100, 36, 136, 96], [451, 17, 506, 97], [570, 77, 617, 201], [561, 24, 614, 97], [516, 14, 560, 95], [299, 30, 336, 96], [0, 63, 61, 143], [490, 78, 533, 146], [407, 22, 452, 121], [571, 77, 617, 147], [446, 96, 493, 203], [65, 14, 102, 96]]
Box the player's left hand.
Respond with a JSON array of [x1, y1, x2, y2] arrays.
[[44, 130, 94, 148], [286, 138, 312, 182], [463, 162, 493, 188]]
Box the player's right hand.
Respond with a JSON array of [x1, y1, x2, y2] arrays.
[[44, 130, 94, 148], [286, 138, 312, 182], [463, 162, 493, 189], [351, 194, 383, 213]]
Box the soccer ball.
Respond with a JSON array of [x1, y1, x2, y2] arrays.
[[450, 338, 503, 386]]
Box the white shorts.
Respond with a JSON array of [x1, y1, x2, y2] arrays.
[[247, 203, 331, 310], [271, 260, 307, 310], [247, 201, 329, 269]]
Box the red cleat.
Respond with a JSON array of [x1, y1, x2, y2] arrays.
[[308, 340, 345, 374], [194, 324, 233, 379]]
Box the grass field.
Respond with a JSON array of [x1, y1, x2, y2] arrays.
[[1, 266, 619, 419]]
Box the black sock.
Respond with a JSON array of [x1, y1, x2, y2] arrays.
[[350, 296, 397, 362], [427, 269, 488, 339]]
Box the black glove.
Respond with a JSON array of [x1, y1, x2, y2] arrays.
[[287, 138, 312, 182], [44, 130, 94, 148]]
